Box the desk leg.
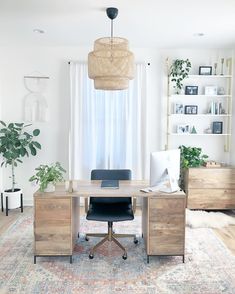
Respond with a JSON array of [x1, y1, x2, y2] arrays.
[[34, 256, 36, 264], [20, 193, 23, 213], [1, 193, 3, 212], [147, 255, 149, 264], [70, 255, 73, 264], [6, 196, 8, 216], [183, 255, 185, 263]]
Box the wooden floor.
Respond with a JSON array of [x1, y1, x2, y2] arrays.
[[214, 226, 235, 255], [0, 206, 235, 256]]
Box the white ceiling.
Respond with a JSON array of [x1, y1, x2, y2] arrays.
[[0, 0, 235, 48]]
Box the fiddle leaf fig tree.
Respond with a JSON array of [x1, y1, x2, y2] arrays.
[[169, 59, 191, 94], [0, 121, 41, 192]]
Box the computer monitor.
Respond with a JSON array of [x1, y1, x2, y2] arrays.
[[150, 149, 180, 193]]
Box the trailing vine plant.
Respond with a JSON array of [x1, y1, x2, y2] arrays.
[[169, 59, 191, 94]]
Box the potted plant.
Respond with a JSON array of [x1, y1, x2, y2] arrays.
[[179, 145, 208, 190], [169, 59, 191, 94], [29, 162, 66, 192], [0, 121, 41, 209]]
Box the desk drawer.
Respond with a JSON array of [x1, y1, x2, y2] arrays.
[[34, 198, 72, 255], [147, 198, 185, 255], [35, 198, 71, 221]]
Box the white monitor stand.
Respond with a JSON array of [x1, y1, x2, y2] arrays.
[[157, 167, 179, 193]]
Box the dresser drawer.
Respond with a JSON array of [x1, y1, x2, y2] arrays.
[[187, 189, 235, 209], [187, 168, 235, 189]]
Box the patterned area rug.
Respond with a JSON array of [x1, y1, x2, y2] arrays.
[[0, 208, 235, 294]]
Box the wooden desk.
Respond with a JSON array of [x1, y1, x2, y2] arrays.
[[34, 180, 186, 264]]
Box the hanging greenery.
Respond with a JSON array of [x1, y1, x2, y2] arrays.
[[169, 59, 191, 94]]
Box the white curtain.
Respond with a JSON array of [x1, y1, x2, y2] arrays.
[[69, 62, 147, 180]]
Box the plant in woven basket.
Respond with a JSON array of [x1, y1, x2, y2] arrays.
[[169, 59, 191, 94]]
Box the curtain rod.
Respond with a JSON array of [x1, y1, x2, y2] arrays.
[[24, 76, 50, 79], [68, 61, 150, 65]]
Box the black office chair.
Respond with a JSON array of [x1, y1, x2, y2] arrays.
[[86, 169, 137, 260]]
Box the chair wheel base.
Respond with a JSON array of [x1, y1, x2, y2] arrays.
[[134, 238, 139, 244], [122, 254, 127, 260], [89, 254, 94, 259]]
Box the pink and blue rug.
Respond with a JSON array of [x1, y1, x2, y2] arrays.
[[0, 208, 235, 294]]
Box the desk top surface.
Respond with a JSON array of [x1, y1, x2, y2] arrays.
[[34, 180, 185, 199]]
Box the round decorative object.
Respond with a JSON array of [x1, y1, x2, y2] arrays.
[[88, 37, 134, 90], [88, 6, 134, 90]]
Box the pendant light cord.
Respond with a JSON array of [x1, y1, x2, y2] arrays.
[[110, 19, 113, 62]]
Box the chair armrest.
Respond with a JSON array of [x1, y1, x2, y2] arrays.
[[85, 197, 89, 213], [132, 197, 137, 214]]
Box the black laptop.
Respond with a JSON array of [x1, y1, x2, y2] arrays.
[[101, 180, 119, 189]]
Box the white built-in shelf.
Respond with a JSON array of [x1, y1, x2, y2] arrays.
[[169, 114, 231, 117], [168, 133, 231, 136], [170, 94, 231, 98], [188, 75, 232, 78]]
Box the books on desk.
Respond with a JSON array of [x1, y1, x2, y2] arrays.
[[101, 180, 119, 189]]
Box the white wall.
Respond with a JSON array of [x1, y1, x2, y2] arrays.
[[0, 46, 234, 205]]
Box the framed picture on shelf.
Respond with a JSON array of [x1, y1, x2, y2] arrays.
[[185, 86, 198, 95], [174, 103, 184, 114], [205, 86, 217, 95], [199, 66, 212, 75], [184, 105, 198, 114], [177, 124, 190, 134], [212, 121, 223, 134]]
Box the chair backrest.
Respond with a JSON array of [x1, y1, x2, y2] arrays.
[[90, 169, 132, 204]]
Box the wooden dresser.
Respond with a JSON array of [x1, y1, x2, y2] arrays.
[[184, 167, 235, 209], [142, 193, 186, 263]]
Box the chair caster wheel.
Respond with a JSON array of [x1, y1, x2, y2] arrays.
[[134, 238, 139, 244], [85, 236, 89, 241], [122, 254, 127, 260], [89, 254, 94, 259]]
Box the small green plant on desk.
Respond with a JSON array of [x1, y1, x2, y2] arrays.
[[169, 59, 191, 94], [179, 145, 209, 190], [29, 162, 66, 192]]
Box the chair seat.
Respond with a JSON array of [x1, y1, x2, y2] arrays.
[[86, 203, 134, 222]]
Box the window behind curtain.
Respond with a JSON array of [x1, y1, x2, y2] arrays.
[[69, 63, 147, 180]]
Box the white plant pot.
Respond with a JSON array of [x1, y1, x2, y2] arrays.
[[3, 188, 22, 209], [44, 182, 55, 193]]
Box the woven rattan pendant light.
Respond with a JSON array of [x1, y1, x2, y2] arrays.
[[88, 7, 134, 90]]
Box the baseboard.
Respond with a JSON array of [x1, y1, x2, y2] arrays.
[[23, 199, 33, 206]]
